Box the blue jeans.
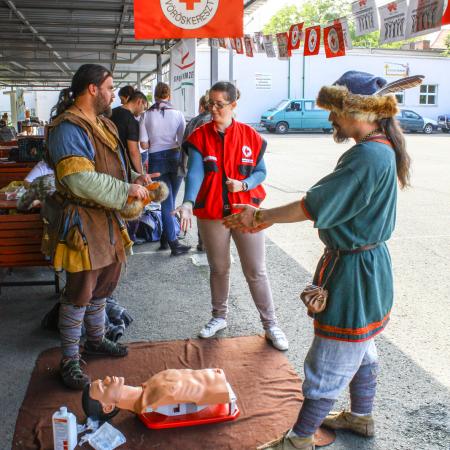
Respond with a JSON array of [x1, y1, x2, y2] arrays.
[[141, 150, 149, 174], [148, 149, 182, 242], [302, 336, 378, 400]]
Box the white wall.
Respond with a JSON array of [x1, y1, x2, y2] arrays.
[[196, 46, 450, 124]]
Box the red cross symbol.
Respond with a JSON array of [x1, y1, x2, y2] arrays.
[[311, 36, 315, 45], [359, 0, 367, 6], [387, 2, 397, 11], [331, 36, 336, 47], [179, 0, 201, 10]]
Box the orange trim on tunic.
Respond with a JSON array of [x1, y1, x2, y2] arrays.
[[315, 325, 386, 342], [300, 197, 313, 220], [314, 311, 390, 336]]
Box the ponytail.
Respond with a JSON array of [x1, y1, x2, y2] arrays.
[[50, 88, 74, 120], [379, 117, 411, 189]]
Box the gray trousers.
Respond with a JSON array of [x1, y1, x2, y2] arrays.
[[198, 219, 277, 330]]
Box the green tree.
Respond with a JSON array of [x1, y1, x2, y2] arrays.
[[444, 34, 450, 56], [263, 5, 303, 34]]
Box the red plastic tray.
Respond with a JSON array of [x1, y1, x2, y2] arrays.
[[138, 404, 240, 429]]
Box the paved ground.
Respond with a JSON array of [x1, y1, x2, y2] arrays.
[[0, 133, 449, 449]]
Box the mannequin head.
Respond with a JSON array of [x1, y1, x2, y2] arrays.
[[82, 377, 122, 420]]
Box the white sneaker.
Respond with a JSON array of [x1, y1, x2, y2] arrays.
[[265, 326, 289, 351], [198, 318, 227, 338]]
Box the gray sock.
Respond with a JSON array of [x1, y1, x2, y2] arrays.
[[59, 302, 86, 360], [84, 297, 106, 343]]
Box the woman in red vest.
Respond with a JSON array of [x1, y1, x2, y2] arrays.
[[177, 81, 288, 351]]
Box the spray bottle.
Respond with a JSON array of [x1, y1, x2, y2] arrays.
[[52, 406, 77, 450]]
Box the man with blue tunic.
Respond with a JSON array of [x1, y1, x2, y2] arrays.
[[47, 64, 153, 390], [224, 71, 417, 449]]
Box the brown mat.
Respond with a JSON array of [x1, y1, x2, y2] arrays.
[[12, 336, 335, 450]]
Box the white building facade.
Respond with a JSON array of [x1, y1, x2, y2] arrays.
[[196, 43, 450, 125]]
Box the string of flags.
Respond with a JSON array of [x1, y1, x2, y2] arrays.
[[208, 0, 449, 59]]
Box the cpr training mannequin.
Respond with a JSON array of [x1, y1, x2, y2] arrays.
[[82, 368, 238, 426]]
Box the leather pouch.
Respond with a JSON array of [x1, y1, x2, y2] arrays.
[[300, 285, 328, 314]]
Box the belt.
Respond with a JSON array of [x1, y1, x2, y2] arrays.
[[317, 243, 380, 287], [324, 243, 380, 256], [55, 191, 112, 211]]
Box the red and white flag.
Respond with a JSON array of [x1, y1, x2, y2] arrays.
[[323, 22, 346, 58], [304, 25, 321, 56], [276, 32, 291, 58], [444, 2, 450, 25], [244, 35, 255, 57], [288, 23, 304, 51], [234, 37, 244, 54], [134, 0, 243, 39]]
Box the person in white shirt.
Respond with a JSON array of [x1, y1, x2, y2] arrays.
[[139, 82, 189, 256]]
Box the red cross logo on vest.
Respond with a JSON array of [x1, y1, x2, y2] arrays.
[[387, 2, 397, 12], [179, 0, 201, 10], [359, 0, 367, 6]]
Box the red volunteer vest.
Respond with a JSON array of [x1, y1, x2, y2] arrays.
[[187, 120, 266, 220]]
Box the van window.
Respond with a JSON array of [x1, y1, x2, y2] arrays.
[[288, 101, 302, 111], [304, 101, 316, 110]]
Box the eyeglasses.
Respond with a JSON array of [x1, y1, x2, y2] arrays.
[[208, 101, 231, 110]]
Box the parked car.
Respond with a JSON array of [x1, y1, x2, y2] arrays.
[[437, 113, 450, 133], [396, 109, 439, 134], [260, 99, 332, 134]]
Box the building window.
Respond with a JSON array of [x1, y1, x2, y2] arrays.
[[395, 92, 405, 105], [419, 84, 437, 105]]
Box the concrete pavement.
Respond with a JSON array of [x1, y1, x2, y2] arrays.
[[0, 133, 449, 449]]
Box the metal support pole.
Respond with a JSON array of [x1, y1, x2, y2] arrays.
[[302, 54, 306, 98], [157, 53, 162, 83], [228, 49, 234, 82], [10, 87, 17, 127], [137, 73, 141, 91], [210, 46, 219, 86], [288, 58, 291, 98]]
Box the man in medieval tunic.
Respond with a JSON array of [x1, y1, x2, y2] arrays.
[[224, 71, 416, 449], [47, 64, 153, 389]]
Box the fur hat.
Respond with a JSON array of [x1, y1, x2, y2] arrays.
[[120, 181, 169, 221], [317, 70, 424, 122]]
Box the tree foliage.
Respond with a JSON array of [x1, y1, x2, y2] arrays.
[[262, 0, 416, 49]]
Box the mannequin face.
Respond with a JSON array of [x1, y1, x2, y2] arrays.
[[90, 376, 124, 412]]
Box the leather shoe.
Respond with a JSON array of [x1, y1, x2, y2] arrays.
[[169, 239, 191, 256]]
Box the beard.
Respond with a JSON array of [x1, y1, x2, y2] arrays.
[[94, 94, 112, 117], [332, 125, 349, 143]]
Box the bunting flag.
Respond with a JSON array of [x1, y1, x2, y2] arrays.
[[443, 0, 450, 24], [323, 22, 346, 58], [209, 38, 220, 48], [352, 0, 380, 36], [288, 23, 304, 51], [304, 25, 321, 56], [263, 35, 277, 57], [406, 0, 445, 38], [340, 18, 353, 49], [244, 34, 255, 57], [134, 0, 243, 39], [254, 32, 266, 53], [276, 32, 291, 58], [218, 38, 231, 49], [229, 37, 237, 50], [378, 0, 408, 44], [235, 37, 244, 54]]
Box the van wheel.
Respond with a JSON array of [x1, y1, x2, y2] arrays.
[[322, 128, 332, 134], [423, 123, 433, 134], [275, 122, 289, 134]]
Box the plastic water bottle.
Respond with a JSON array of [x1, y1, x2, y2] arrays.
[[52, 406, 77, 450]]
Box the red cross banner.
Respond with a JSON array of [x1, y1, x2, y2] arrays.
[[134, 0, 243, 39], [276, 32, 291, 58], [288, 23, 304, 51], [303, 25, 321, 56], [323, 22, 346, 58]]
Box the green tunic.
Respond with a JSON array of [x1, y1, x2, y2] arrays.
[[303, 139, 397, 342]]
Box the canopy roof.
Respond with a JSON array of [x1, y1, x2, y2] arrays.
[[0, 0, 267, 89]]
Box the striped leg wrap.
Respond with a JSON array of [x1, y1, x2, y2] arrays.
[[59, 302, 86, 360], [350, 363, 378, 415], [84, 297, 106, 343]]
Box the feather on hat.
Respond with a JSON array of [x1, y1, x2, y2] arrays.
[[316, 71, 425, 121]]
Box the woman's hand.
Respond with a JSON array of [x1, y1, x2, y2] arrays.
[[225, 177, 244, 193], [128, 184, 150, 201], [134, 172, 160, 186], [173, 202, 193, 232]]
